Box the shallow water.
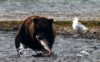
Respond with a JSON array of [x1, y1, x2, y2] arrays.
[[0, 0, 100, 20], [0, 31, 100, 62]]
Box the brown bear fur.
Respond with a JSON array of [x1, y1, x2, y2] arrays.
[[15, 16, 56, 56]]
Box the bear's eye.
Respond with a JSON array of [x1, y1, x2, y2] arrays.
[[40, 20, 48, 24]]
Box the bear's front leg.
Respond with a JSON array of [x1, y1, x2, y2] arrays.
[[17, 43, 25, 56]]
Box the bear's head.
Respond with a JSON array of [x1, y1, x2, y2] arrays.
[[33, 17, 54, 40]]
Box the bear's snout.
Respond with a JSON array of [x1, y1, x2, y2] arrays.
[[36, 35, 44, 40], [36, 32, 45, 40]]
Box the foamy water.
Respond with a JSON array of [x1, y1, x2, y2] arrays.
[[0, 0, 100, 20]]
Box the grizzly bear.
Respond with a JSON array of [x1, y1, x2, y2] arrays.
[[15, 16, 56, 57]]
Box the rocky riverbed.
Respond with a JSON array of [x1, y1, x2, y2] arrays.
[[0, 30, 100, 62]]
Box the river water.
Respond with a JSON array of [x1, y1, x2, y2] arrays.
[[0, 0, 100, 20], [0, 31, 100, 62]]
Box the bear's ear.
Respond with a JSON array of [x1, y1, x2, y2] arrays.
[[48, 18, 54, 23], [34, 17, 38, 23]]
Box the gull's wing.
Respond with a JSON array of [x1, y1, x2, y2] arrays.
[[76, 22, 86, 30]]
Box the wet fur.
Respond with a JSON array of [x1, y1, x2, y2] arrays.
[[15, 16, 56, 57]]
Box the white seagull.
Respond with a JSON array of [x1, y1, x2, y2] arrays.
[[72, 17, 88, 31]]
